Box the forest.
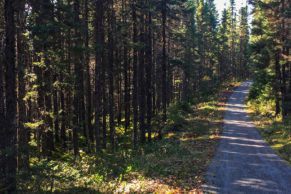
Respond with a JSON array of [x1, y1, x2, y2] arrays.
[[0, 0, 290, 193]]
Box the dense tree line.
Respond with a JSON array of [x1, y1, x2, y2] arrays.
[[249, 0, 290, 119], [0, 0, 251, 192]]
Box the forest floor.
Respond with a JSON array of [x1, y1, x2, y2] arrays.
[[202, 81, 291, 193], [19, 82, 241, 193], [113, 83, 240, 193]]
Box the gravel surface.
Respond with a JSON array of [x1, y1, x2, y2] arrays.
[[202, 81, 291, 194]]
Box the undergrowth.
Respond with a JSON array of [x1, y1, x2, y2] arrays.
[[17, 81, 239, 193], [247, 83, 291, 165]]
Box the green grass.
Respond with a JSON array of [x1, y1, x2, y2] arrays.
[[247, 98, 291, 165], [18, 81, 240, 193]]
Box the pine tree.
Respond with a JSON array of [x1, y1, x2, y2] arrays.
[[4, 0, 17, 191], [217, 8, 230, 81], [132, 0, 138, 147], [249, 0, 290, 119], [237, 6, 249, 80], [17, 0, 29, 169], [94, 0, 103, 151]]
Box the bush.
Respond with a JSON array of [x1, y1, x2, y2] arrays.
[[167, 101, 192, 131]]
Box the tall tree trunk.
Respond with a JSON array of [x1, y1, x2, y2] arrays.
[[4, 0, 17, 191], [0, 26, 5, 189], [117, 55, 122, 126], [167, 37, 172, 105], [73, 0, 82, 156], [43, 0, 55, 158], [16, 0, 29, 169], [161, 0, 167, 138], [57, 0, 66, 148], [66, 0, 73, 148], [132, 0, 138, 147], [123, 45, 130, 133], [32, 1, 44, 160], [239, 37, 243, 80], [230, 2, 236, 79], [80, 0, 91, 151], [121, 0, 130, 133], [275, 50, 281, 116], [108, 0, 116, 150], [60, 75, 66, 148], [53, 81, 60, 144], [138, 2, 146, 143], [146, 3, 153, 142], [101, 20, 107, 149], [0, 7, 5, 170], [281, 51, 287, 119], [84, 0, 93, 146], [44, 55, 54, 157], [281, 0, 287, 119], [95, 0, 103, 151], [152, 32, 157, 115], [102, 59, 107, 149]]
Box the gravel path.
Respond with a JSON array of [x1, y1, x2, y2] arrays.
[[202, 81, 291, 194]]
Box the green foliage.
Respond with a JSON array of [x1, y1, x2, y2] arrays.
[[24, 120, 44, 130], [16, 80, 236, 193], [199, 81, 216, 97], [134, 139, 192, 177], [248, 92, 291, 165], [18, 159, 79, 192], [280, 144, 291, 162], [167, 101, 192, 131]]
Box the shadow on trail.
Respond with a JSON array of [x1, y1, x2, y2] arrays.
[[202, 81, 291, 194]]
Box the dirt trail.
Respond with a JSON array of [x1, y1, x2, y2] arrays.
[[202, 81, 291, 194]]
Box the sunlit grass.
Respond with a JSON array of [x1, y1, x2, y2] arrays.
[[247, 98, 291, 165]]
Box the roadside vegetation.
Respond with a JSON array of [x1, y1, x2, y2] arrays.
[[17, 81, 239, 193], [247, 86, 291, 165], [246, 0, 291, 167]]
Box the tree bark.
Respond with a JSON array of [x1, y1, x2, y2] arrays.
[[108, 0, 116, 150], [16, 0, 29, 169], [161, 0, 167, 139], [0, 27, 5, 189], [123, 45, 130, 133], [275, 50, 281, 116], [132, 0, 138, 147], [73, 0, 82, 156], [95, 0, 103, 151], [138, 1, 146, 143], [146, 3, 153, 142], [4, 0, 17, 191]]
